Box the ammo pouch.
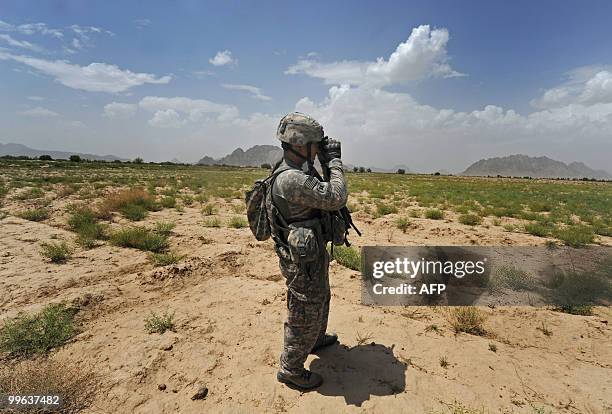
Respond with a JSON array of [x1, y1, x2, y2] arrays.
[[286, 218, 323, 265], [321, 211, 346, 246]]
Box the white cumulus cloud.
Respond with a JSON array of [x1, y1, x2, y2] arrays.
[[148, 109, 185, 128], [104, 102, 138, 119], [532, 66, 612, 108], [139, 96, 239, 127], [286, 25, 463, 86], [0, 51, 172, 93], [221, 83, 271, 101], [209, 50, 236, 67]]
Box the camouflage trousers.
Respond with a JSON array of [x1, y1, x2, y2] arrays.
[[276, 246, 330, 376]]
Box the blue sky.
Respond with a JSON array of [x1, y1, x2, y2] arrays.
[[1, 0, 611, 171]]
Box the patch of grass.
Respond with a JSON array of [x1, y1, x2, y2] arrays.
[[524, 222, 552, 237], [552, 225, 595, 247], [99, 188, 159, 217], [201, 203, 217, 216], [18, 207, 50, 222], [550, 266, 610, 315], [502, 223, 515, 232], [160, 196, 176, 209], [109, 226, 169, 252], [149, 252, 184, 267], [439, 356, 449, 368], [40, 241, 72, 263], [488, 343, 497, 352], [447, 306, 487, 336], [14, 187, 44, 200], [0, 359, 101, 413], [408, 209, 421, 218], [375, 202, 398, 217], [155, 221, 175, 237], [458, 213, 482, 226], [144, 310, 175, 334], [203, 217, 221, 227], [329, 245, 361, 271], [0, 303, 76, 357], [120, 203, 148, 221], [490, 265, 535, 291], [232, 204, 246, 214], [395, 216, 411, 233], [425, 208, 444, 220], [425, 324, 440, 334], [67, 207, 107, 243], [228, 216, 248, 228]]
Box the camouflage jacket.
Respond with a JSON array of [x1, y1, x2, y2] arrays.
[[272, 157, 348, 223]]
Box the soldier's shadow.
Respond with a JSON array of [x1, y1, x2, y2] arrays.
[[309, 342, 407, 407]]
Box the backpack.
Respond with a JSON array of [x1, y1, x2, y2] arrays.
[[245, 166, 290, 241]]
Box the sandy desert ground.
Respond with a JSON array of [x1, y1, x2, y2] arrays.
[[0, 163, 611, 414]]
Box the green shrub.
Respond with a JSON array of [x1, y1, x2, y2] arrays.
[[553, 225, 595, 247], [458, 213, 482, 226], [40, 241, 72, 263], [408, 209, 421, 218], [425, 209, 444, 220], [490, 265, 535, 291], [228, 216, 248, 228], [160, 196, 176, 208], [155, 221, 175, 237], [18, 208, 50, 222], [0, 303, 76, 356], [67, 207, 107, 242], [144, 311, 175, 334], [120, 203, 148, 221], [109, 227, 169, 252], [329, 245, 361, 271], [149, 252, 184, 267], [525, 222, 551, 237], [375, 202, 398, 217]]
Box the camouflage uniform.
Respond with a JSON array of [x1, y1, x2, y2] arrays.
[[269, 157, 348, 376]]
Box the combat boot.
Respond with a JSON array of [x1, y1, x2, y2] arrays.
[[311, 333, 338, 353], [277, 369, 323, 390]]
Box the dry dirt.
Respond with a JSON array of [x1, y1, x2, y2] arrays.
[[1, 199, 611, 414]]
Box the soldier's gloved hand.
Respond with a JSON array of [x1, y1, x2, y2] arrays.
[[321, 138, 341, 162]]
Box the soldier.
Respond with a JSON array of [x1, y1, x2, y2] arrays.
[[266, 112, 348, 390]]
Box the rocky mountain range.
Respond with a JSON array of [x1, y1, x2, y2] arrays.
[[462, 154, 611, 179], [0, 142, 126, 162], [197, 145, 283, 167]]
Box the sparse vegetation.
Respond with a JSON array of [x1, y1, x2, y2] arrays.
[[109, 226, 169, 252], [18, 207, 50, 222], [40, 241, 72, 263], [395, 216, 411, 233], [447, 307, 487, 336], [0, 359, 101, 413], [355, 331, 373, 346], [149, 252, 184, 267], [439, 356, 449, 368], [458, 213, 482, 226], [425, 208, 444, 220], [203, 217, 221, 227], [329, 245, 361, 271], [201, 203, 217, 215], [228, 216, 248, 228], [144, 310, 175, 334], [375, 202, 398, 217], [0, 303, 76, 357], [488, 343, 497, 352], [490, 265, 535, 291]]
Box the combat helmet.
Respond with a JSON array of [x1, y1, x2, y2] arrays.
[[276, 112, 324, 145]]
